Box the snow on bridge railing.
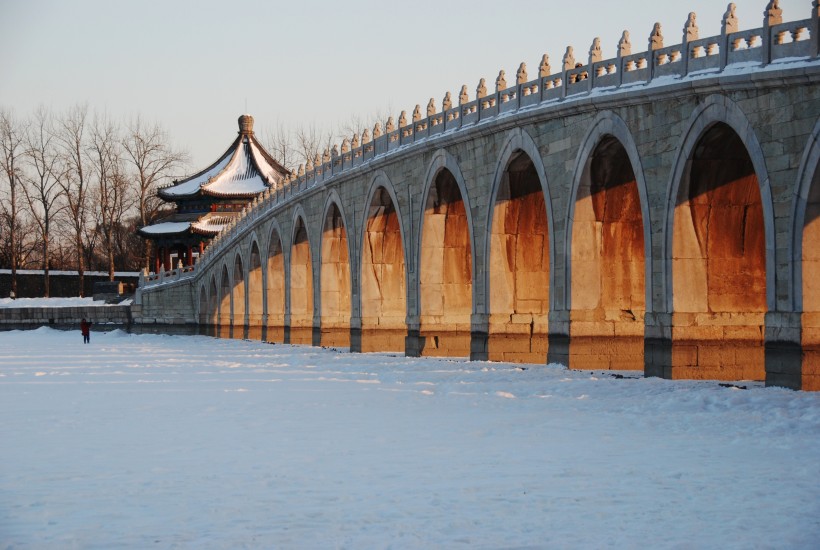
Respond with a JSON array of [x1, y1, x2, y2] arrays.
[[140, 1, 820, 290]]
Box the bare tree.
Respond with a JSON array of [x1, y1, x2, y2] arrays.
[[54, 104, 93, 295], [121, 115, 187, 270], [89, 113, 128, 280], [0, 108, 28, 298], [22, 106, 64, 297], [337, 113, 371, 143], [262, 120, 299, 172], [294, 123, 335, 168]]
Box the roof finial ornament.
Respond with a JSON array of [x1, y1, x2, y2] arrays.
[[649, 22, 664, 51], [341, 139, 350, 154], [683, 12, 698, 42], [539, 54, 551, 77], [362, 128, 372, 143], [383, 118, 393, 134], [238, 114, 254, 135], [722, 3, 738, 34], [412, 105, 422, 122], [374, 121, 384, 137], [398, 111, 408, 128], [351, 133, 359, 148], [427, 98, 436, 117]]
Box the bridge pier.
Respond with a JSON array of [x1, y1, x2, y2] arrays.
[[349, 317, 362, 353], [547, 311, 570, 367], [469, 314, 489, 361], [764, 312, 802, 390], [405, 329, 423, 358], [644, 313, 673, 379]]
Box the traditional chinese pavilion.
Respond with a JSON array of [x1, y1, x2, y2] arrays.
[[139, 114, 289, 272]]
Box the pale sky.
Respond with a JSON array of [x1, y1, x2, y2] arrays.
[[0, 0, 810, 169]]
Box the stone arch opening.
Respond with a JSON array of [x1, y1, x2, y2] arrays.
[[198, 285, 208, 325], [266, 229, 285, 342], [361, 186, 406, 352], [489, 150, 550, 362], [320, 202, 351, 347], [570, 135, 645, 370], [247, 242, 263, 331], [802, 164, 820, 390], [420, 168, 472, 357], [218, 264, 231, 337], [232, 254, 245, 328], [290, 217, 314, 345], [672, 121, 766, 380], [209, 276, 218, 326]]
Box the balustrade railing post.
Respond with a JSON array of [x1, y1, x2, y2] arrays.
[[719, 29, 729, 71], [588, 63, 595, 93], [562, 69, 569, 98], [762, 1, 782, 66], [812, 0, 820, 58], [763, 18, 773, 65]]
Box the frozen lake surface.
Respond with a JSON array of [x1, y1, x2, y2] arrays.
[[1, 327, 818, 548]]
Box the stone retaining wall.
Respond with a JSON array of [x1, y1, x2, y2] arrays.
[[0, 306, 132, 327]]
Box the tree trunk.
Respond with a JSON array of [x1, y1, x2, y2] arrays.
[[9, 185, 17, 298], [76, 230, 85, 297], [42, 231, 50, 298]]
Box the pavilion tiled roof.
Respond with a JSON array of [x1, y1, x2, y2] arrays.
[[158, 114, 289, 201]]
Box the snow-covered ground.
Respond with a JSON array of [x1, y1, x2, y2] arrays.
[[1, 328, 818, 548]]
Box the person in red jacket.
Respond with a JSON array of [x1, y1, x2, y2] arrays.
[[80, 318, 92, 344]]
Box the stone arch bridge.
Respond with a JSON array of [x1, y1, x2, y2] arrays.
[[136, 3, 820, 390]]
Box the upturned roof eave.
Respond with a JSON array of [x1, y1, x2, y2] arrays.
[[157, 134, 243, 200]]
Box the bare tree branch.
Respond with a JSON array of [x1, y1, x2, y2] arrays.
[[121, 115, 188, 270]]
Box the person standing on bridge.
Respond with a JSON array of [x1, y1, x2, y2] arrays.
[[80, 318, 92, 344]]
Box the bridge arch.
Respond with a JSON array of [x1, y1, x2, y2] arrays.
[[416, 149, 475, 357], [247, 235, 263, 328], [209, 274, 218, 326], [485, 127, 555, 362], [360, 170, 408, 352], [219, 262, 231, 329], [565, 111, 650, 370], [289, 206, 314, 345], [664, 94, 776, 313], [232, 251, 246, 328], [198, 283, 208, 325], [792, 116, 820, 312], [319, 190, 353, 347], [792, 116, 820, 390], [265, 219, 286, 342], [664, 94, 775, 380]]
